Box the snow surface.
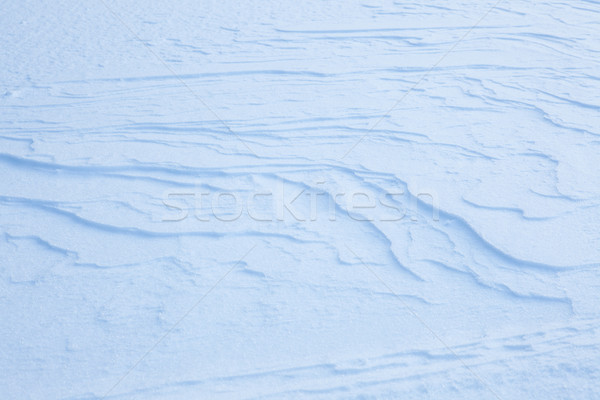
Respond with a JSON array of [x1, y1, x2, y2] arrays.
[[1, 0, 599, 399]]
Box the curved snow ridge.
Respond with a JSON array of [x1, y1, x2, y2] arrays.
[[2, 143, 595, 302], [0, 195, 325, 244], [2, 149, 595, 272], [52, 69, 336, 86], [345, 165, 595, 270], [88, 320, 600, 400]]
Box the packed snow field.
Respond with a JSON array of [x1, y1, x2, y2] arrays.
[[1, 0, 599, 399]]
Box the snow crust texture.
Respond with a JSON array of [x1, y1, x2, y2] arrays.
[[1, 1, 599, 399]]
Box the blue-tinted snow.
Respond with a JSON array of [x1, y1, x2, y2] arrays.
[[1, 1, 599, 399]]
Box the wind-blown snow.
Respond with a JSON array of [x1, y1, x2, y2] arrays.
[[1, 1, 599, 399]]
